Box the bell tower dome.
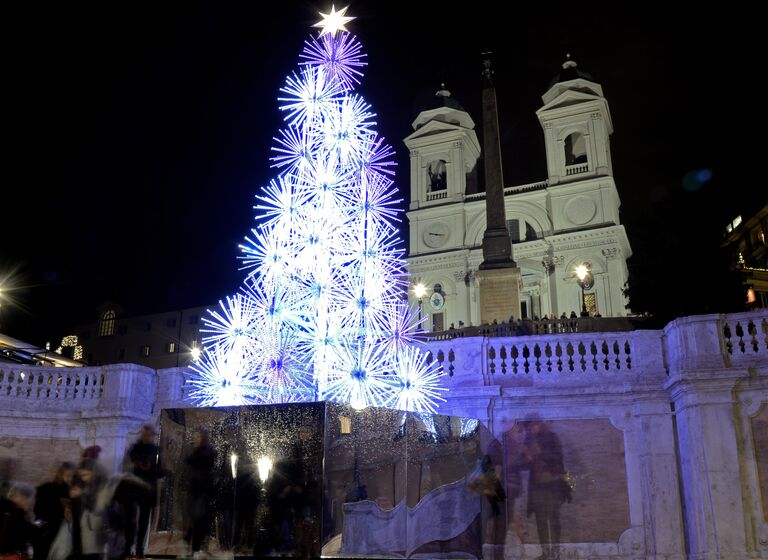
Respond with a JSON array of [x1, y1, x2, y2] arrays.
[[404, 86, 481, 210], [536, 55, 614, 185]]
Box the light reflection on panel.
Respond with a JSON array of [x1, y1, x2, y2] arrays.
[[152, 403, 489, 559]]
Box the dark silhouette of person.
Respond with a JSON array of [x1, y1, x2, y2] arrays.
[[0, 483, 39, 555], [125, 425, 163, 558], [185, 427, 217, 557], [34, 462, 75, 560], [523, 420, 571, 560], [76, 457, 109, 560]]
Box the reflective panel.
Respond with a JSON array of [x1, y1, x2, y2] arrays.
[[153, 403, 324, 557], [151, 403, 489, 558]]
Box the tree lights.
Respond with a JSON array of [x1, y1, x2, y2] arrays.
[[189, 8, 445, 413]]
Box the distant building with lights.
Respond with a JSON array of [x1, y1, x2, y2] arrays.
[[61, 301, 209, 369], [723, 202, 768, 308], [405, 59, 632, 330], [0, 333, 83, 367]]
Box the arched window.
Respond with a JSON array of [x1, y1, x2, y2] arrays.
[[99, 310, 116, 337], [506, 219, 521, 243], [564, 132, 588, 165], [525, 222, 538, 241], [427, 160, 447, 191]]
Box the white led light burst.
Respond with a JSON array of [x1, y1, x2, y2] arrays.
[[190, 10, 446, 413]]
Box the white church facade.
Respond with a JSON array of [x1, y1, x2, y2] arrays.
[[405, 60, 632, 330]]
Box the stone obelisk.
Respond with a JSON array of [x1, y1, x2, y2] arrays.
[[475, 53, 521, 323]]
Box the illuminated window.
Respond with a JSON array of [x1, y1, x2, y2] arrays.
[[339, 415, 351, 434], [99, 310, 116, 337], [140, 345, 151, 357], [167, 342, 176, 354], [564, 132, 587, 165], [584, 293, 597, 315]]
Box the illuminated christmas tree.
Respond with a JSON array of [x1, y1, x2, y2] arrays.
[[189, 6, 445, 412]]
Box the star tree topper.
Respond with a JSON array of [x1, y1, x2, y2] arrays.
[[312, 4, 355, 37]]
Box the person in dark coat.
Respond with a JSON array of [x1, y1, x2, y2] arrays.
[[33, 462, 75, 560], [125, 425, 163, 558], [523, 420, 571, 560], [185, 427, 217, 558], [0, 482, 38, 557]]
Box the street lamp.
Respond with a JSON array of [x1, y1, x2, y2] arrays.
[[575, 264, 591, 317], [413, 283, 427, 323]]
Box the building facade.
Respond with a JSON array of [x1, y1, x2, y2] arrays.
[[405, 60, 631, 331], [723, 202, 768, 308], [65, 301, 209, 369]]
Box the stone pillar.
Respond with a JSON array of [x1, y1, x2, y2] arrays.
[[664, 314, 729, 372], [156, 367, 189, 410], [477, 53, 521, 325], [475, 268, 521, 324], [666, 370, 750, 559], [92, 364, 157, 473], [628, 402, 687, 559]]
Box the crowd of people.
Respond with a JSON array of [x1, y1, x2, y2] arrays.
[[0, 423, 318, 560], [0, 426, 161, 560]]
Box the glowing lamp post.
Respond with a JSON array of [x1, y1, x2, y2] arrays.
[[575, 264, 591, 317], [257, 456, 273, 483], [413, 283, 427, 324], [190, 346, 202, 362]]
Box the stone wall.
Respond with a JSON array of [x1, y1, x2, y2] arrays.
[[1, 311, 767, 559]]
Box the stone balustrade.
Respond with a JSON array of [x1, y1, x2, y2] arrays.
[[421, 328, 664, 387], [0, 366, 105, 404], [425, 315, 643, 340], [0, 310, 764, 414], [425, 190, 447, 201], [565, 162, 589, 175], [721, 310, 768, 366]]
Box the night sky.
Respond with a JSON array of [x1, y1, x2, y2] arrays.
[[3, 2, 763, 344]]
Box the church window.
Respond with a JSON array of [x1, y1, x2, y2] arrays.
[[564, 132, 588, 165], [525, 222, 538, 241], [427, 160, 447, 191], [506, 219, 521, 243], [140, 345, 151, 357], [99, 310, 116, 337]]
